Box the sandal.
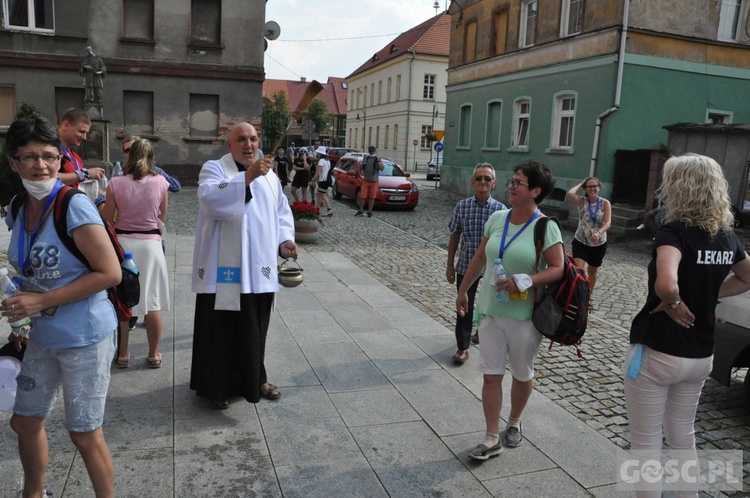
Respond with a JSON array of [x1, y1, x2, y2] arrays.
[[260, 383, 280, 400], [116, 353, 130, 369], [211, 399, 230, 410], [147, 353, 163, 369]]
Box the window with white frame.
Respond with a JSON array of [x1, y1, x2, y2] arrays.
[[458, 104, 472, 148], [484, 100, 502, 149], [376, 125, 380, 149], [423, 74, 436, 100], [512, 99, 531, 149], [396, 75, 402, 100], [519, 1, 538, 48], [561, 0, 583, 36], [378, 81, 382, 105], [363, 86, 368, 108], [4, 0, 54, 31], [707, 111, 732, 124], [552, 93, 576, 149], [718, 0, 748, 42], [387, 78, 392, 102], [384, 125, 390, 149], [370, 83, 374, 106], [421, 125, 433, 149], [393, 124, 398, 149]]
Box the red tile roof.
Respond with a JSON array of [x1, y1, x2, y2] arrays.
[[348, 12, 451, 78], [262, 78, 348, 116]]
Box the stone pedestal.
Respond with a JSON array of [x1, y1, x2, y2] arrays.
[[79, 118, 111, 172], [294, 219, 320, 244]]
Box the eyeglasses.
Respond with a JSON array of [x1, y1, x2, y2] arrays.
[[473, 175, 495, 183], [506, 178, 529, 189], [123, 147, 131, 154], [13, 154, 60, 166], [585, 184, 600, 189]]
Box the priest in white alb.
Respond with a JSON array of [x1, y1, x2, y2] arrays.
[[190, 122, 297, 409]]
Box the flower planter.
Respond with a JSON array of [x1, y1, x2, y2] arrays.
[[294, 219, 320, 244]]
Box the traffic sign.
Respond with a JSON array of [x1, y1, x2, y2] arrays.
[[434, 142, 444, 153], [434, 130, 445, 142], [412, 139, 418, 146]]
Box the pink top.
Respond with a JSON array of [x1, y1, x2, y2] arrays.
[[109, 174, 169, 240]]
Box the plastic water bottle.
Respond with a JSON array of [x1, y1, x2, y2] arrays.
[[122, 252, 139, 276], [492, 258, 510, 303], [113, 161, 123, 177], [0, 268, 31, 337]]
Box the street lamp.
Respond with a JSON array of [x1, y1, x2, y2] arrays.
[[356, 108, 367, 149], [433, 1, 439, 15]]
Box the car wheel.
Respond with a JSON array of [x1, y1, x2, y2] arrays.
[[332, 181, 342, 200], [427, 174, 434, 180]]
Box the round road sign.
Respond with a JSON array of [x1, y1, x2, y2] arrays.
[[434, 142, 444, 153], [412, 139, 418, 146]]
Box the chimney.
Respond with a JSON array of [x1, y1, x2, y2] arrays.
[[300, 77, 306, 82]]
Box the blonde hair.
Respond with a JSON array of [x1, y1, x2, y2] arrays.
[[123, 138, 156, 180], [657, 153, 734, 237]]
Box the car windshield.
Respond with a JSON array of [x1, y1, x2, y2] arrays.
[[380, 160, 404, 177]]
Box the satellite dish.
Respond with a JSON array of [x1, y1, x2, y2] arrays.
[[264, 21, 281, 40]]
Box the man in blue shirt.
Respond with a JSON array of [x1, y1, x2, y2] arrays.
[[447, 163, 506, 364]]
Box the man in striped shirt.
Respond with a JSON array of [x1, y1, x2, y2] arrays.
[[447, 163, 506, 364]]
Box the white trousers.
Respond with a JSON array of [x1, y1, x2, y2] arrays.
[[623, 344, 713, 498]]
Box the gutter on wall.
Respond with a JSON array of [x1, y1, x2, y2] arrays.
[[404, 50, 416, 168], [589, 0, 630, 177]]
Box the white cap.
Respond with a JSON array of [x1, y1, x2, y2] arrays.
[[315, 146, 327, 155]]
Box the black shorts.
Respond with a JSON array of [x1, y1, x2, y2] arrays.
[[291, 171, 309, 188], [317, 181, 330, 192], [572, 238, 608, 267]]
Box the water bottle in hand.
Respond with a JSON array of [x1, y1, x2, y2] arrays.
[[0, 268, 31, 337], [492, 258, 509, 303], [113, 161, 123, 177]]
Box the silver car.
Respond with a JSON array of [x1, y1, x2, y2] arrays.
[[427, 157, 442, 180]]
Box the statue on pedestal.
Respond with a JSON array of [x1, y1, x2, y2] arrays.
[[80, 46, 106, 104]]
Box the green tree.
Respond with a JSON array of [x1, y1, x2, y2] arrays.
[[306, 99, 331, 137], [261, 90, 291, 154]]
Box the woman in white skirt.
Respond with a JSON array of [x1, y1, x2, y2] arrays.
[[102, 138, 170, 368]]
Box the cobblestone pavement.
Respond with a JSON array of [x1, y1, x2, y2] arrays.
[[153, 179, 749, 492]]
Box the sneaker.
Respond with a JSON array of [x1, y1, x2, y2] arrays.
[[636, 223, 645, 230], [471, 332, 479, 345], [367, 212, 372, 218], [355, 211, 364, 217], [467, 442, 503, 461], [128, 316, 137, 330], [324, 212, 334, 217], [503, 424, 522, 448]]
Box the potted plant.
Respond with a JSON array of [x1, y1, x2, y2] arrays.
[[290, 200, 322, 243]]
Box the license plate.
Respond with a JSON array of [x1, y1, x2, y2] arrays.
[[388, 195, 407, 201]]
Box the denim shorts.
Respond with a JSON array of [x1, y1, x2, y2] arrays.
[[14, 332, 116, 433]]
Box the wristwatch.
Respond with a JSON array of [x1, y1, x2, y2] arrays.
[[668, 299, 681, 309]]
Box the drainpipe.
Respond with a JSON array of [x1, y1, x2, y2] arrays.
[[589, 0, 630, 177], [404, 50, 416, 168]]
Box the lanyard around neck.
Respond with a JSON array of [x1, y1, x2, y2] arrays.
[[587, 197, 600, 225], [18, 181, 63, 276], [499, 209, 540, 260], [61, 145, 82, 171]]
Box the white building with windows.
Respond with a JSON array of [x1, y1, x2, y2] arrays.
[[345, 13, 450, 172], [0, 0, 267, 181]]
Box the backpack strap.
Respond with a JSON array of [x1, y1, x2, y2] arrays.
[[9, 191, 28, 223], [533, 216, 562, 303], [53, 186, 92, 270]]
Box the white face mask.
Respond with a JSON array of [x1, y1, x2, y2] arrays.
[[22, 178, 58, 200]]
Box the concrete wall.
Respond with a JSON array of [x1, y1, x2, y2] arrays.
[[0, 0, 267, 184]]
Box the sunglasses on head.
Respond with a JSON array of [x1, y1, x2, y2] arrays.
[[123, 147, 131, 154], [473, 175, 494, 183]]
